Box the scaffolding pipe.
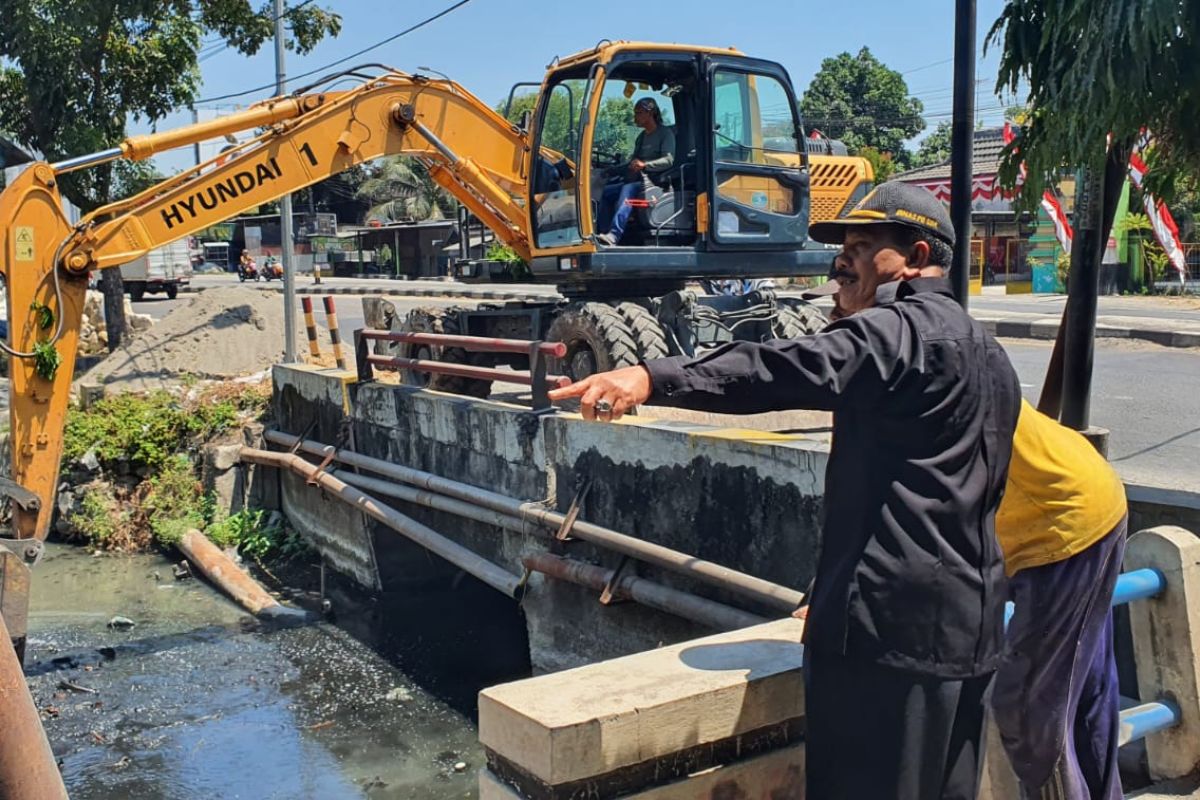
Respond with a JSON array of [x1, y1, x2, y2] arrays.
[[524, 553, 770, 632], [263, 431, 805, 613], [0, 614, 69, 800], [237, 448, 523, 597]]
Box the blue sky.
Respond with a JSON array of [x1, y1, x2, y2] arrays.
[[138, 0, 1016, 173]]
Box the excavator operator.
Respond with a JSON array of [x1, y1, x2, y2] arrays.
[[595, 97, 675, 246]]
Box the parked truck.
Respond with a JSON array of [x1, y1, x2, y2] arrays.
[[119, 238, 193, 300]]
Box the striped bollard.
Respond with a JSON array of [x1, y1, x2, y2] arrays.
[[322, 296, 347, 370], [300, 297, 322, 360]]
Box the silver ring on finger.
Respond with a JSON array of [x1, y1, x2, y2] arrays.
[[594, 399, 613, 417]]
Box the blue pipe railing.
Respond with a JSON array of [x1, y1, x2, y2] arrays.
[[1004, 568, 1167, 627], [1119, 700, 1182, 747]]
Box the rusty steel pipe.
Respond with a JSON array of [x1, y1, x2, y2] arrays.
[[524, 553, 769, 631], [0, 614, 69, 800], [329, 469, 534, 535], [360, 329, 567, 358], [263, 432, 806, 613], [366, 355, 571, 389], [237, 447, 523, 597]]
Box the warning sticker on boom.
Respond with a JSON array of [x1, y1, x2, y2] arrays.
[[15, 227, 34, 261]]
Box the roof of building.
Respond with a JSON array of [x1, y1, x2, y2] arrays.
[[894, 126, 1008, 183]]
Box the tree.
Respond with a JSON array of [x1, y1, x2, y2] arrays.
[[499, 92, 636, 162], [990, 0, 1198, 203], [0, 0, 341, 349], [858, 146, 897, 182], [912, 121, 953, 169], [355, 157, 457, 223], [800, 47, 925, 160]]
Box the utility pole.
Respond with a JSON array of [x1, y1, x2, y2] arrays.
[[949, 0, 976, 308], [274, 0, 297, 361]]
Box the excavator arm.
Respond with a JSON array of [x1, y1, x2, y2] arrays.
[[0, 70, 540, 542]]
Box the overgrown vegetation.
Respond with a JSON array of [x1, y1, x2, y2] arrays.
[[58, 383, 299, 563]]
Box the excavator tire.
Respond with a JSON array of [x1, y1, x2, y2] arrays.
[[397, 306, 492, 398], [546, 302, 640, 382], [771, 298, 828, 339], [611, 300, 669, 361]]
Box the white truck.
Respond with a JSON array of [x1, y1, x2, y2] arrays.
[[120, 238, 193, 301]]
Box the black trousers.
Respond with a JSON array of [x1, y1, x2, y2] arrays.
[[805, 647, 993, 800]]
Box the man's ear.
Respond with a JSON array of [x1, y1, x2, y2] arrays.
[[907, 240, 932, 269]]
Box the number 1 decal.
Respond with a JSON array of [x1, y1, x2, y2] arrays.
[[300, 142, 318, 167]]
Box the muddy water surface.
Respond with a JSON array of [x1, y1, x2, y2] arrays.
[[25, 543, 483, 799]]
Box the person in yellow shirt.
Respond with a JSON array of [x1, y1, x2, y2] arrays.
[[992, 399, 1128, 800]]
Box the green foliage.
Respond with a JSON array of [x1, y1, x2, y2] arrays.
[[67, 486, 120, 546], [32, 340, 60, 380], [912, 121, 953, 169], [485, 243, 524, 265], [142, 455, 211, 547], [30, 301, 54, 330], [857, 146, 897, 181], [356, 157, 456, 223], [0, 0, 341, 212], [989, 0, 1199, 202], [800, 47, 924, 158], [208, 508, 307, 560], [63, 391, 237, 473]]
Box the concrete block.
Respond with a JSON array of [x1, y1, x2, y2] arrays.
[[1125, 525, 1200, 780], [478, 618, 804, 789], [480, 743, 804, 799]]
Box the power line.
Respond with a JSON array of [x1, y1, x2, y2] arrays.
[[194, 1, 317, 70], [194, 0, 473, 106]]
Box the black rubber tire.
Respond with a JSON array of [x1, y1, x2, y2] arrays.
[[611, 300, 669, 361], [397, 307, 492, 398], [772, 298, 828, 339], [546, 302, 639, 381], [130, 287, 145, 302], [165, 285, 178, 300], [238, 272, 246, 283]]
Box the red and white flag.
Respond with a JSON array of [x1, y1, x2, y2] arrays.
[[1128, 149, 1187, 282], [1003, 123, 1074, 255]]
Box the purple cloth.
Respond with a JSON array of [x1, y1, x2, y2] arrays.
[[991, 517, 1127, 799]]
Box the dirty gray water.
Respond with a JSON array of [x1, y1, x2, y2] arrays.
[[24, 543, 488, 799]]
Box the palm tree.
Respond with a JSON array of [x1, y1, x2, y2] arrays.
[[354, 157, 457, 223]]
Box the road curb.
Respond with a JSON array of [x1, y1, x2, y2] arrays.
[[975, 315, 1200, 350]]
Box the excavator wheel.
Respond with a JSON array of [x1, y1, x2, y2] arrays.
[[546, 302, 640, 382], [771, 298, 828, 340], [397, 306, 492, 398], [611, 300, 669, 361]]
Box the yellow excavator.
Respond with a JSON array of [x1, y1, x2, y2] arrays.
[[0, 42, 872, 620]]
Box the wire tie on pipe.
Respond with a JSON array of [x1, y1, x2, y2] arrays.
[[599, 556, 632, 606], [554, 480, 592, 542]]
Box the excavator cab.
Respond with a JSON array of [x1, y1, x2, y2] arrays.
[[521, 43, 860, 292]]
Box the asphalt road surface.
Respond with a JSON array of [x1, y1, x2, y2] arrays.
[[136, 287, 1198, 492]]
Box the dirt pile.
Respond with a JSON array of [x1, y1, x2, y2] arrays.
[[80, 287, 317, 392]]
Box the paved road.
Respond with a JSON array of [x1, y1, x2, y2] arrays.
[[136, 288, 1200, 491]]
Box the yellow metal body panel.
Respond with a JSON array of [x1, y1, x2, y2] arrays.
[[1, 168, 87, 540], [715, 174, 796, 215], [809, 156, 873, 223]]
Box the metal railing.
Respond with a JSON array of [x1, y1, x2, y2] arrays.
[[353, 328, 569, 411]]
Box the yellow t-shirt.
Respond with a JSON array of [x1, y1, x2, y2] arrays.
[[995, 399, 1127, 576]]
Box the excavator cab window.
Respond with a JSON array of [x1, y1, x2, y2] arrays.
[[588, 57, 700, 247], [707, 60, 809, 249], [531, 75, 588, 249]]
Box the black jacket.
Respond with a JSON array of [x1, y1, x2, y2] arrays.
[[644, 278, 1021, 677]]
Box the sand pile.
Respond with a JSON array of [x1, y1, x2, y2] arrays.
[[81, 287, 321, 393]]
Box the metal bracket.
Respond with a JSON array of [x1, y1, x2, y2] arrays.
[[599, 556, 632, 606], [0, 542, 33, 662], [554, 480, 592, 542], [0, 537, 43, 566], [0, 477, 41, 512], [528, 341, 552, 414], [306, 448, 339, 487]]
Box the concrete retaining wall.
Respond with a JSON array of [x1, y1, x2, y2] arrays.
[[271, 364, 829, 672]]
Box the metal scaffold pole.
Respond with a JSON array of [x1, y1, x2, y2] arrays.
[[275, 0, 297, 362], [949, 0, 976, 308]]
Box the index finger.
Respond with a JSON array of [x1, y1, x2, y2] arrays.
[[547, 378, 590, 402]]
